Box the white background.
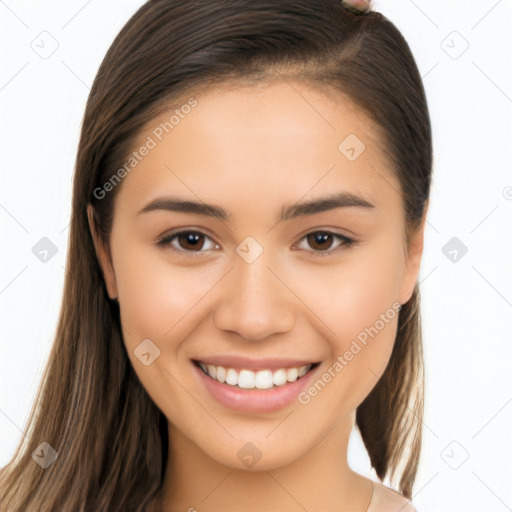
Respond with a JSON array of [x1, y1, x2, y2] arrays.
[[1, 1, 511, 511]]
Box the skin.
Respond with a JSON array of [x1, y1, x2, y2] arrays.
[[88, 79, 427, 511]]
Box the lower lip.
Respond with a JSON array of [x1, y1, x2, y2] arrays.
[[192, 362, 319, 413]]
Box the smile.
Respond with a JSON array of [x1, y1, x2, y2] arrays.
[[195, 360, 317, 389]]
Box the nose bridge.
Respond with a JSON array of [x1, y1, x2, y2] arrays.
[[212, 245, 296, 340]]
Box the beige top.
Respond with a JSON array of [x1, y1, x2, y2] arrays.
[[367, 479, 417, 512]]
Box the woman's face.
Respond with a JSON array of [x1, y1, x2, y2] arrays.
[[89, 80, 425, 470]]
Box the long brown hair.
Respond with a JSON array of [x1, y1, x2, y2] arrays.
[[0, 1, 432, 509]]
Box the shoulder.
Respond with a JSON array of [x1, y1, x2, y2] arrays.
[[367, 479, 417, 512]]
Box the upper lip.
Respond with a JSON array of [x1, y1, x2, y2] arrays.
[[192, 355, 320, 371]]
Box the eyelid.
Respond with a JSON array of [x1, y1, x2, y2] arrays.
[[156, 228, 356, 256]]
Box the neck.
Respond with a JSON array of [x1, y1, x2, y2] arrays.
[[157, 411, 372, 512]]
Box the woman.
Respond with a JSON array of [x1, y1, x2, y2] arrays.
[[0, 0, 431, 510]]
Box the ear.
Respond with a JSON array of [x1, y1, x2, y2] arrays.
[[87, 204, 118, 300], [398, 200, 429, 305]]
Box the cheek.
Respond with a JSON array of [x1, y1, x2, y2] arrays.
[[291, 238, 403, 410], [300, 234, 403, 340], [112, 245, 217, 349], [111, 249, 219, 416]]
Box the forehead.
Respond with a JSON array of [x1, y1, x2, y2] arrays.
[[114, 80, 401, 218]]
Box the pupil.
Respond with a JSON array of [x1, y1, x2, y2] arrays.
[[180, 232, 203, 250], [309, 232, 332, 250]]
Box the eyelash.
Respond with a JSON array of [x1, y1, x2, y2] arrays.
[[156, 229, 356, 257]]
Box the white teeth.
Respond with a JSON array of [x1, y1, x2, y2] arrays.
[[225, 368, 238, 386], [216, 366, 226, 383], [255, 370, 273, 389], [207, 364, 217, 379], [286, 367, 298, 382], [272, 368, 287, 386], [197, 362, 313, 389], [298, 365, 308, 377], [238, 369, 255, 389]]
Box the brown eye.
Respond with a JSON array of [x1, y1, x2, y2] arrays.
[[306, 232, 335, 251], [296, 231, 355, 255], [176, 231, 205, 251], [156, 230, 218, 256], [157, 229, 355, 258]]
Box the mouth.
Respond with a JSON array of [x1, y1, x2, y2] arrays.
[[192, 359, 321, 390]]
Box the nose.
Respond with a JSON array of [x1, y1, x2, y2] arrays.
[[213, 255, 296, 341]]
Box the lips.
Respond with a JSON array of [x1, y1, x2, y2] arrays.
[[192, 357, 321, 413]]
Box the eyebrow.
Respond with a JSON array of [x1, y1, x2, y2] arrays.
[[137, 191, 376, 221]]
